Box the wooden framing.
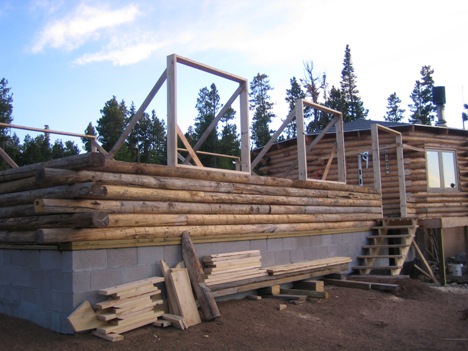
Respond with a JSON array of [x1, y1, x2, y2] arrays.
[[371, 124, 407, 217], [252, 99, 346, 182]]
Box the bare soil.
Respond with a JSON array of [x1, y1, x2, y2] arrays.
[[1, 278, 468, 351]]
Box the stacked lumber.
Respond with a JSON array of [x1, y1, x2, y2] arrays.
[[0, 152, 381, 247], [203, 250, 268, 286], [266, 257, 352, 276], [91, 277, 165, 341]]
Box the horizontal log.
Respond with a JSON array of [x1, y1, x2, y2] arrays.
[[36, 220, 377, 243], [35, 168, 380, 200], [0, 182, 107, 207], [0, 204, 36, 218], [101, 185, 382, 208], [105, 213, 379, 228], [0, 231, 36, 242], [0, 212, 109, 230], [0, 152, 105, 183], [97, 159, 378, 194], [34, 198, 382, 216]]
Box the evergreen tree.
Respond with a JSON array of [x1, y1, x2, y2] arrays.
[[0, 78, 19, 169], [324, 86, 347, 123], [384, 92, 405, 122], [340, 45, 368, 122], [18, 133, 50, 165], [249, 73, 276, 148], [193, 83, 220, 167], [96, 96, 129, 159], [301, 61, 327, 131], [149, 109, 167, 165], [462, 103, 468, 129], [51, 139, 80, 159], [408, 65, 435, 125], [218, 107, 240, 170], [82, 122, 97, 152], [284, 77, 306, 139]]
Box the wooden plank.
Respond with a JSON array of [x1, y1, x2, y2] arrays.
[[203, 250, 261, 260], [267, 257, 352, 275], [160, 260, 181, 315], [181, 231, 220, 321], [98, 277, 164, 296], [92, 330, 124, 342], [112, 286, 161, 300], [280, 288, 328, 299], [168, 268, 202, 327], [67, 300, 106, 332], [323, 279, 371, 290], [293, 280, 324, 292], [97, 311, 162, 335], [162, 313, 186, 330], [177, 124, 203, 167], [153, 319, 172, 328]]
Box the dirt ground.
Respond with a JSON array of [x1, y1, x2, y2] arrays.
[[1, 278, 468, 351]]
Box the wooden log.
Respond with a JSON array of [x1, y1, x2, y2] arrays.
[[36, 220, 377, 243], [0, 212, 109, 230], [0, 152, 105, 183], [101, 185, 382, 208], [35, 167, 380, 200], [0, 204, 36, 218], [0, 182, 107, 206], [0, 230, 38, 243], [102, 213, 380, 228], [96, 159, 379, 194], [181, 232, 220, 321], [33, 198, 382, 216]]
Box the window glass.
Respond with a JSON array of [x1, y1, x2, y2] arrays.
[[442, 152, 456, 188], [426, 150, 441, 188]]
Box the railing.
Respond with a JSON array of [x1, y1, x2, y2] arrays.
[[0, 122, 104, 168]]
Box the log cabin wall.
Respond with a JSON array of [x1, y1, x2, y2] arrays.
[[255, 123, 468, 219], [0, 152, 381, 333]]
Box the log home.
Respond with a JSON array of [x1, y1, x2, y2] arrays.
[[0, 55, 385, 333], [253, 119, 468, 284]]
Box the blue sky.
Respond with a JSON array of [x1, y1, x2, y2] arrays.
[[1, 0, 467, 147]]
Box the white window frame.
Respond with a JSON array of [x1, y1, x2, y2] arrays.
[[425, 149, 458, 192]]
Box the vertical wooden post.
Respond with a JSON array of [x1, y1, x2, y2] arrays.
[[335, 113, 346, 183], [371, 123, 381, 194], [240, 81, 251, 173], [167, 54, 178, 167], [437, 228, 446, 286], [395, 133, 407, 218], [295, 99, 307, 180]]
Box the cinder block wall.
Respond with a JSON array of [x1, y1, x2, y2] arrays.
[[0, 231, 369, 334]]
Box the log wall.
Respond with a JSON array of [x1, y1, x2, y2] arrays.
[[0, 153, 382, 249], [254, 125, 468, 219]]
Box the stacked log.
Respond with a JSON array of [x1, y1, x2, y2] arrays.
[[254, 126, 468, 219], [0, 153, 381, 247]]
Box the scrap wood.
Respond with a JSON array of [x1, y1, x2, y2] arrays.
[[67, 300, 106, 332], [181, 231, 220, 321], [325, 278, 398, 292], [266, 257, 352, 275], [98, 277, 164, 296], [162, 313, 186, 330], [280, 288, 329, 299]]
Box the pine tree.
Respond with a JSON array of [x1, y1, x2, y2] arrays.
[[218, 107, 240, 170], [0, 78, 18, 169], [96, 96, 129, 159], [284, 77, 306, 139], [340, 45, 368, 122], [193, 83, 220, 167], [324, 86, 347, 123], [384, 92, 405, 122], [408, 65, 435, 125], [82, 122, 97, 152], [150, 109, 167, 165], [462, 103, 468, 129], [301, 61, 327, 132], [249, 73, 276, 148]]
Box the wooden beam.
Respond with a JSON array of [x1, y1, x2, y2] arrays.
[[181, 232, 220, 321], [167, 54, 178, 167], [239, 82, 251, 173], [295, 99, 307, 180], [321, 145, 336, 181], [0, 146, 18, 168], [371, 123, 382, 193], [176, 125, 203, 167], [106, 69, 167, 160]]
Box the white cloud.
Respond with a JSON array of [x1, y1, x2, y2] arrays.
[[31, 3, 140, 53], [73, 39, 166, 66]]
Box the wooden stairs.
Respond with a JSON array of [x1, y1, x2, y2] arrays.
[[353, 218, 418, 276]]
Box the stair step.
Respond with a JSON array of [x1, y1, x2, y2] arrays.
[[373, 225, 417, 230], [368, 235, 413, 239], [358, 255, 403, 259], [353, 265, 402, 270], [362, 244, 409, 249]]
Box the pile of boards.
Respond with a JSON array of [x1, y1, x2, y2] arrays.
[[203, 250, 268, 286]]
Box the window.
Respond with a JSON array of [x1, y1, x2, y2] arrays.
[[426, 149, 458, 190]]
